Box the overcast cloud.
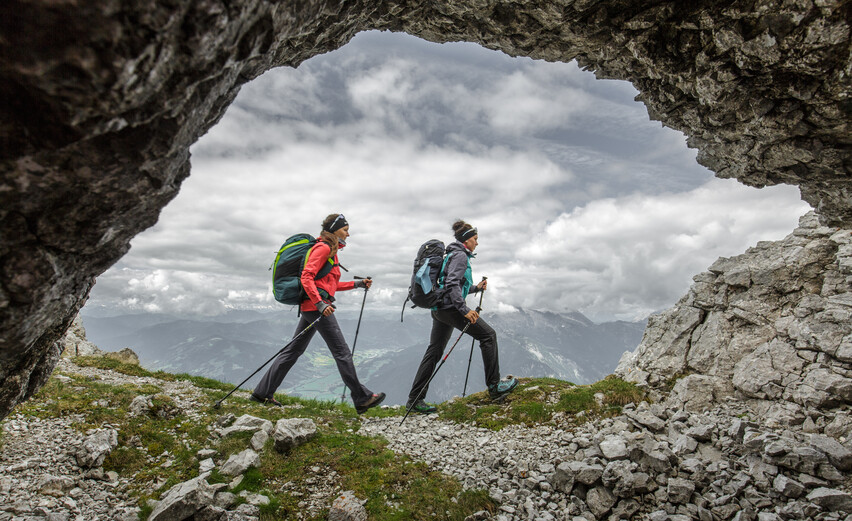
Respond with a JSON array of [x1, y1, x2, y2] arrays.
[[84, 31, 810, 322]]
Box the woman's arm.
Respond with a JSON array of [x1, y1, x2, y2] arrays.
[[442, 254, 471, 315], [301, 242, 332, 306]]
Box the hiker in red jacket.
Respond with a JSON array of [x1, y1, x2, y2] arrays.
[[252, 213, 385, 414]]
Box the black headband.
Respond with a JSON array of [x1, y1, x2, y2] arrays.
[[324, 214, 348, 233], [455, 227, 477, 242]]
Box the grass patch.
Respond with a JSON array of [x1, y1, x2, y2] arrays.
[[72, 356, 233, 391], [438, 375, 646, 430]]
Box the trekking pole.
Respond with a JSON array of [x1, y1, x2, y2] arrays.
[[213, 314, 323, 409], [340, 276, 370, 403], [400, 305, 482, 426], [462, 277, 486, 397]]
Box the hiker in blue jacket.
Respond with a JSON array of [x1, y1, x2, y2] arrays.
[[406, 220, 518, 414]]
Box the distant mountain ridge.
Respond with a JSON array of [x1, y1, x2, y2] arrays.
[[81, 308, 645, 405]]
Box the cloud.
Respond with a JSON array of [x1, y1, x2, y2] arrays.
[[484, 178, 810, 321], [85, 31, 812, 322]]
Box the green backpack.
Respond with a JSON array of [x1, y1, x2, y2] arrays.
[[271, 234, 335, 305]]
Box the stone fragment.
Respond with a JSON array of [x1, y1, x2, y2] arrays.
[[199, 458, 215, 473], [75, 429, 118, 468], [194, 505, 227, 521], [806, 487, 852, 513], [667, 477, 695, 504], [129, 395, 152, 416], [773, 474, 805, 498], [250, 429, 269, 451], [599, 435, 629, 460], [218, 414, 274, 438], [148, 476, 216, 521], [686, 423, 715, 442], [809, 434, 852, 471], [329, 490, 367, 521], [220, 449, 260, 476], [273, 418, 317, 453], [624, 409, 666, 431], [37, 475, 76, 496], [585, 486, 616, 518]]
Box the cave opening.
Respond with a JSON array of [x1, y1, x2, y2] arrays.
[[82, 30, 809, 325]]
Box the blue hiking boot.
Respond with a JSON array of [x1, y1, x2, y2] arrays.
[[488, 376, 518, 401], [407, 399, 438, 414]]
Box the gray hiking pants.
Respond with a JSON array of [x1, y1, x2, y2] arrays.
[[407, 308, 500, 404], [253, 311, 372, 405]]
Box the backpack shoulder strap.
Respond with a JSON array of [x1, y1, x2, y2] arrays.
[[303, 241, 336, 280], [437, 251, 453, 288]]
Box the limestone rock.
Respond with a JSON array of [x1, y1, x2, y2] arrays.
[[218, 415, 274, 438], [75, 429, 118, 468], [148, 476, 216, 521], [328, 490, 367, 521], [60, 315, 103, 358], [806, 487, 852, 513], [129, 395, 153, 417], [273, 418, 317, 453], [220, 449, 261, 477], [617, 212, 852, 418]]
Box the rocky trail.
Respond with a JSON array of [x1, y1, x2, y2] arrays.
[[2, 355, 851, 521]]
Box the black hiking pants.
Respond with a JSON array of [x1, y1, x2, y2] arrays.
[[407, 308, 500, 405], [253, 311, 373, 406]]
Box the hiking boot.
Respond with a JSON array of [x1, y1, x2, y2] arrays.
[[355, 392, 386, 414], [406, 399, 437, 414], [250, 393, 283, 407], [488, 376, 518, 400]]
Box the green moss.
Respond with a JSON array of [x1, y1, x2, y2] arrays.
[[432, 376, 645, 431]]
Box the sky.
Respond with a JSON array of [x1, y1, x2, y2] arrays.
[[84, 31, 811, 323]]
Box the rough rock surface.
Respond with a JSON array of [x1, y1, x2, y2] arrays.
[[59, 315, 103, 358], [3, 343, 850, 520], [1, 0, 850, 420], [362, 398, 852, 521], [617, 212, 852, 429], [328, 490, 368, 521], [273, 417, 318, 454], [0, 356, 262, 521]]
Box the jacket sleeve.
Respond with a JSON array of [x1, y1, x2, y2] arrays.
[[443, 253, 471, 315], [337, 277, 355, 292], [301, 243, 331, 305]]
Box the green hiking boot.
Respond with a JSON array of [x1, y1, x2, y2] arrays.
[[488, 376, 518, 400], [407, 399, 438, 414]]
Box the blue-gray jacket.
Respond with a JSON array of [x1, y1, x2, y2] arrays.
[[437, 241, 481, 315]]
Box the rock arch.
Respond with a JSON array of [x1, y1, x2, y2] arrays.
[[0, 0, 849, 418]]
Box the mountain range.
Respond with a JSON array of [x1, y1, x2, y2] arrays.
[[81, 308, 645, 405]]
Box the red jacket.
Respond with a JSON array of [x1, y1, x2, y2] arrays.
[[300, 240, 355, 312]]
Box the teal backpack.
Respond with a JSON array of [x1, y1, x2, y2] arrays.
[[271, 234, 335, 305]]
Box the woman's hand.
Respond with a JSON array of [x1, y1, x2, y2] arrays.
[[316, 301, 335, 316], [464, 309, 479, 324], [354, 278, 372, 289], [476, 279, 487, 291]]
